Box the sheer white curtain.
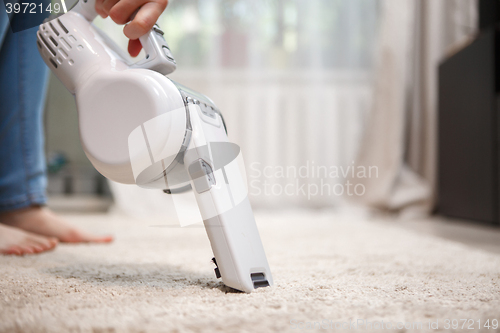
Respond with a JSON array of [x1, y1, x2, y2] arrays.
[[349, 0, 478, 217], [98, 0, 380, 215]]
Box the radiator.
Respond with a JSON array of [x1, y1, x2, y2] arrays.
[[170, 69, 373, 208]]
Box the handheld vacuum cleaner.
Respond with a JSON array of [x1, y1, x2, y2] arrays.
[[36, 0, 272, 293]]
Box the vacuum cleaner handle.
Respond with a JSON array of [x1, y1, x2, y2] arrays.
[[72, 0, 176, 75]]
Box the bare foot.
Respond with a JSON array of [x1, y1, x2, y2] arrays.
[[0, 206, 113, 243], [0, 224, 58, 255]]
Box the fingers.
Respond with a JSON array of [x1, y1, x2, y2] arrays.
[[95, 0, 107, 18], [97, 0, 169, 33], [128, 39, 142, 57], [96, 0, 121, 18], [95, 0, 168, 56], [122, 2, 166, 39], [119, 1, 167, 39]]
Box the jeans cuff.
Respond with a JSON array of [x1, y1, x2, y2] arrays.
[[0, 192, 47, 213]]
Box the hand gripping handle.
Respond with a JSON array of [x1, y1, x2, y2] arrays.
[[72, 0, 176, 75]]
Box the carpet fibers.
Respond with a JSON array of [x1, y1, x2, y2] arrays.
[[1, 211, 499, 332]]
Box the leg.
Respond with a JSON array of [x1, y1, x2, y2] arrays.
[[0, 6, 58, 254], [0, 12, 48, 212], [0, 12, 112, 251]]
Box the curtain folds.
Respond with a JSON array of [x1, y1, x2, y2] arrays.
[[350, 0, 478, 217]]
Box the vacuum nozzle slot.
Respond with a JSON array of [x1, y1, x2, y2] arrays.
[[250, 273, 270, 289]]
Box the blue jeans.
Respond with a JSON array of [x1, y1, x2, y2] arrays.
[[0, 7, 50, 212]]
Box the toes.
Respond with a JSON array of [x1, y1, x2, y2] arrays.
[[31, 245, 45, 253], [91, 235, 114, 243], [29, 235, 58, 252], [5, 246, 23, 255], [85, 234, 114, 243], [20, 246, 34, 254], [0, 224, 58, 256], [48, 237, 59, 248]]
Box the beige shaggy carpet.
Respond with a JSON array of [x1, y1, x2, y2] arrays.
[[1, 210, 499, 333]]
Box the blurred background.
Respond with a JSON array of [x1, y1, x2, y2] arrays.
[[45, 0, 500, 228], [45, 0, 379, 212]]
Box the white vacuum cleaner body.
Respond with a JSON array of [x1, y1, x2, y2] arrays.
[[36, 0, 272, 293]]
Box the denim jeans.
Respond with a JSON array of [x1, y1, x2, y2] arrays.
[[0, 5, 50, 212]]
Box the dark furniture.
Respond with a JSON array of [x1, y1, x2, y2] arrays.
[[437, 0, 500, 224]]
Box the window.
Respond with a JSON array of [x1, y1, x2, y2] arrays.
[[158, 0, 379, 70]]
